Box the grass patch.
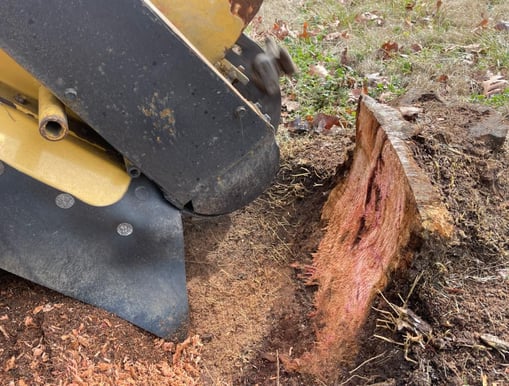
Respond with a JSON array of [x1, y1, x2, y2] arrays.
[[257, 0, 509, 116]]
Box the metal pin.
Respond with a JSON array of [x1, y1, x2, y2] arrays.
[[55, 193, 75, 209], [117, 223, 134, 237], [235, 106, 247, 118], [64, 88, 78, 101]]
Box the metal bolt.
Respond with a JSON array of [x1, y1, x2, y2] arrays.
[[55, 193, 75, 209], [235, 106, 247, 119], [135, 186, 149, 201], [117, 222, 134, 237], [64, 88, 78, 101]]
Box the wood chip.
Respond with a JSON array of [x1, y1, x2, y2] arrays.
[[0, 324, 9, 339]]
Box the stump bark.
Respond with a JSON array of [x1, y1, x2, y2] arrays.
[[285, 96, 453, 379]]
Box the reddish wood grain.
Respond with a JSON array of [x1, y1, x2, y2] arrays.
[[283, 96, 452, 379]]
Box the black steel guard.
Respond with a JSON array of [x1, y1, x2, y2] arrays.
[[0, 0, 279, 215]]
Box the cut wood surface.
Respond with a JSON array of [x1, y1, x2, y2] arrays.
[[283, 96, 453, 379]]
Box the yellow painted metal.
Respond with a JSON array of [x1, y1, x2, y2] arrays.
[[150, 0, 245, 63], [0, 105, 130, 207], [0, 1, 257, 206], [0, 49, 39, 100], [38, 86, 69, 141], [0, 50, 130, 207]]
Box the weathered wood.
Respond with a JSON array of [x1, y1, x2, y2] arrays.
[[283, 96, 453, 379]]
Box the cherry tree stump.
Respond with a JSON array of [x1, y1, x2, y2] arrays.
[[285, 96, 453, 379]]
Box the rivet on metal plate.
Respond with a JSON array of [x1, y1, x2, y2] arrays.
[[55, 193, 75, 209], [135, 186, 149, 201], [117, 222, 134, 237]]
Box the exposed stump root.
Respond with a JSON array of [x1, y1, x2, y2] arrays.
[[283, 96, 454, 380]]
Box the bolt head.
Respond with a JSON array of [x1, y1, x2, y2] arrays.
[[64, 88, 78, 100]]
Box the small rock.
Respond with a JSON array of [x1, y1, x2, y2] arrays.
[[468, 112, 508, 150]]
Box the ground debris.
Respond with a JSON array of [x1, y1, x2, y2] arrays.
[[480, 334, 509, 356]]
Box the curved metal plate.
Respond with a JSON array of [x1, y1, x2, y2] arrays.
[[0, 163, 188, 339]]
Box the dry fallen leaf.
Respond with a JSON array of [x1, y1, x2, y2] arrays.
[[436, 74, 449, 83], [299, 22, 310, 39], [312, 113, 342, 131], [309, 64, 329, 78], [272, 19, 290, 40], [435, 0, 443, 14], [472, 17, 489, 33], [410, 43, 423, 53], [494, 21, 509, 31], [405, 1, 416, 11], [482, 73, 508, 97], [379, 41, 400, 60]]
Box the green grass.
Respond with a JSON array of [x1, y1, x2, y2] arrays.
[[262, 0, 509, 117]]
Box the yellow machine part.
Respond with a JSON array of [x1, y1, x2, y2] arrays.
[[0, 50, 130, 207], [151, 0, 245, 64], [0, 1, 249, 206]]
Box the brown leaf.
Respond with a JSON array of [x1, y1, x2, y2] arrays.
[[272, 20, 290, 40], [379, 41, 399, 60], [477, 18, 489, 29], [410, 43, 423, 53], [435, 0, 443, 13], [494, 21, 509, 31], [309, 64, 329, 78], [472, 17, 489, 33], [436, 74, 449, 83], [405, 1, 416, 11], [482, 74, 508, 97], [299, 22, 310, 39], [312, 113, 342, 131]]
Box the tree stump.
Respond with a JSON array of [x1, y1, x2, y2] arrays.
[[284, 96, 453, 379]]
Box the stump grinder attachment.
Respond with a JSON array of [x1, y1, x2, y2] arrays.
[[0, 0, 294, 339]]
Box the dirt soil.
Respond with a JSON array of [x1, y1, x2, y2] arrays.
[[2, 4, 509, 386]]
